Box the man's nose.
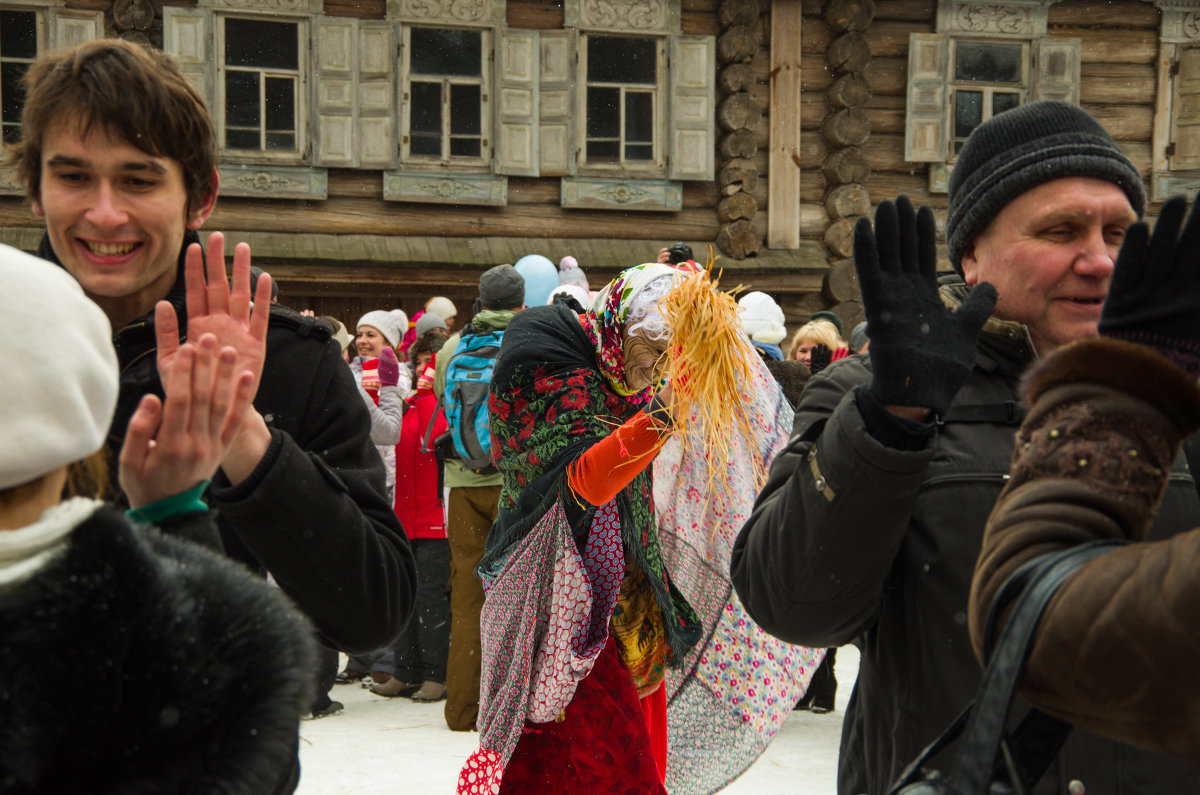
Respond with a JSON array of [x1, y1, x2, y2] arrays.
[[1075, 227, 1116, 278], [84, 181, 129, 228]]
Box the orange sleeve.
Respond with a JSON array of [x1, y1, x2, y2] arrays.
[[567, 411, 671, 507]]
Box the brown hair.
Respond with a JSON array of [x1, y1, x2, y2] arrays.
[[12, 38, 217, 213]]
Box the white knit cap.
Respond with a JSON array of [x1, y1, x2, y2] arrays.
[[0, 245, 117, 488], [389, 308, 409, 337], [357, 310, 402, 347], [738, 291, 787, 345], [547, 283, 590, 307], [425, 296, 457, 322]]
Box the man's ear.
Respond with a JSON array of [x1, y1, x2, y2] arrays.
[[30, 186, 43, 218], [186, 168, 219, 230], [959, 241, 980, 286]]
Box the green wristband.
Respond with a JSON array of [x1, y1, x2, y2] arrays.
[[126, 480, 211, 525]]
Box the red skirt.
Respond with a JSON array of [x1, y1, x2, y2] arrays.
[[499, 635, 668, 794]]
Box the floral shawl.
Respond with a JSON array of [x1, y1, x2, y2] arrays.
[[483, 300, 699, 657], [461, 300, 701, 791]]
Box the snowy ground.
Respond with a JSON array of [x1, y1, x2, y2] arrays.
[[296, 647, 859, 793]]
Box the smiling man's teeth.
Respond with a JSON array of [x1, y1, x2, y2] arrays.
[[87, 241, 136, 256]]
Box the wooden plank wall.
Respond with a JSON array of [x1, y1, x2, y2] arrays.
[[800, 0, 1162, 258]]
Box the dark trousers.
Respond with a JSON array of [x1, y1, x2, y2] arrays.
[[311, 643, 340, 712], [390, 538, 451, 682], [444, 484, 501, 731]]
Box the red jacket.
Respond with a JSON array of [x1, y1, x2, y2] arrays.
[[394, 388, 447, 539]]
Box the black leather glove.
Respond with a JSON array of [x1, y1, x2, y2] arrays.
[[1099, 193, 1200, 377], [854, 196, 998, 416]]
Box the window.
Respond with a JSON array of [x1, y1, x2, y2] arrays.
[[949, 40, 1026, 155], [582, 34, 662, 169], [906, 27, 1079, 191], [220, 16, 304, 155], [0, 9, 37, 144], [402, 26, 488, 164]]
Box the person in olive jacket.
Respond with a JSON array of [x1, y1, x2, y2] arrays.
[[13, 40, 415, 660], [732, 101, 1200, 795], [970, 192, 1200, 767]]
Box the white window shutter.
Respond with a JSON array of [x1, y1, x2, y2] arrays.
[[668, 35, 715, 181], [539, 28, 577, 176], [905, 33, 948, 162], [314, 17, 357, 167], [495, 28, 539, 176], [1032, 37, 1080, 104], [358, 21, 395, 168], [163, 7, 212, 110], [1171, 44, 1200, 171], [50, 10, 103, 50]]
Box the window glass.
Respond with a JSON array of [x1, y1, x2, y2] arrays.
[[223, 17, 300, 152], [411, 28, 481, 77], [0, 10, 35, 144], [585, 35, 659, 167], [225, 18, 298, 70], [404, 27, 485, 162], [954, 41, 1022, 84], [624, 90, 654, 160], [992, 91, 1020, 116], [589, 36, 656, 84], [410, 81, 442, 156], [449, 83, 481, 157], [225, 71, 260, 128], [0, 10, 36, 60]]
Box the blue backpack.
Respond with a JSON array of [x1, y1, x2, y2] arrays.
[[439, 328, 504, 473]]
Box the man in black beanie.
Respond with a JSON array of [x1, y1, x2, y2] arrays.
[[733, 100, 1200, 795]]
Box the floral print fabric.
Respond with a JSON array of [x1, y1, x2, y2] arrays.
[[654, 356, 827, 795]]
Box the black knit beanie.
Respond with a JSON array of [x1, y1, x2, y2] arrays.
[[946, 100, 1146, 273]]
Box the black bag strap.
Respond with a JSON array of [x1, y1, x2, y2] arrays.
[[887, 539, 1126, 795], [948, 539, 1128, 795], [421, 392, 445, 456]]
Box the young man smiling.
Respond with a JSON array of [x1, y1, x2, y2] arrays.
[[732, 101, 1200, 794], [13, 40, 416, 751]]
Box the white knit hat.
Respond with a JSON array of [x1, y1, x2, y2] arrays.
[[738, 291, 787, 345], [0, 245, 117, 488], [425, 296, 457, 322], [357, 310, 402, 347]]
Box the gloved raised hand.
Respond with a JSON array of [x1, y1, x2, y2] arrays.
[[377, 346, 401, 388], [854, 196, 997, 417], [809, 343, 851, 374], [1099, 193, 1200, 377]]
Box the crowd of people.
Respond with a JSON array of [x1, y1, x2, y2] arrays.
[[7, 32, 1200, 795]]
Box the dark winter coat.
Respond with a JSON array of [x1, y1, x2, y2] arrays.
[[40, 234, 416, 656], [0, 501, 316, 794], [731, 283, 1200, 795], [970, 337, 1200, 766]]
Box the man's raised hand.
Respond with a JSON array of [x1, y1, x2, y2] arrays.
[[155, 232, 271, 402], [854, 196, 996, 418]]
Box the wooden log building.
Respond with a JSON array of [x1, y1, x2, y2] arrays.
[[0, 0, 1190, 332]]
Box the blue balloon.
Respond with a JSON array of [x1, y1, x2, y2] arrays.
[[514, 254, 559, 307]]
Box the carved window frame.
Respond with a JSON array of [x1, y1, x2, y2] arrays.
[[215, 13, 309, 163], [907, 0, 1075, 193], [397, 23, 493, 172], [577, 31, 667, 177]]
